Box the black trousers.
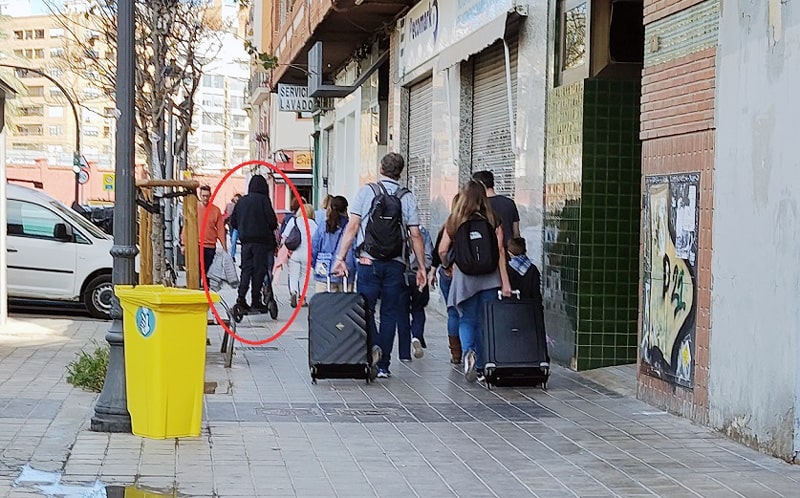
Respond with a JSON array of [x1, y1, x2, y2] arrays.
[[201, 247, 216, 288], [238, 243, 272, 304]]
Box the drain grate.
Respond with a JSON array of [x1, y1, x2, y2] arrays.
[[239, 346, 280, 351], [261, 407, 318, 416], [335, 408, 394, 417]]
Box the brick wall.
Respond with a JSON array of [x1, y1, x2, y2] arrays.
[[639, 132, 714, 424], [644, 0, 707, 24], [638, 0, 717, 425], [641, 48, 716, 140]]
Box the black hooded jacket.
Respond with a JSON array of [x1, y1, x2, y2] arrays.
[[229, 175, 278, 248]]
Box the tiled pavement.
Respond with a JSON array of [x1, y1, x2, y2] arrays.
[[1, 285, 800, 497]]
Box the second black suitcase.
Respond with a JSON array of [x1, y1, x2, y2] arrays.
[[482, 291, 550, 389], [308, 279, 378, 384]]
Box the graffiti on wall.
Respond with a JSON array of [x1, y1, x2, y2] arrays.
[[641, 173, 699, 388]]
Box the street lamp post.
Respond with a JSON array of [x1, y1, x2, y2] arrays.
[[0, 63, 81, 205], [90, 0, 136, 433]]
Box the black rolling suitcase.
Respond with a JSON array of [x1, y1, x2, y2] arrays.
[[482, 291, 550, 390], [308, 276, 378, 384]]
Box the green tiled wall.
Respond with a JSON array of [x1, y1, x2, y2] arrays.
[[544, 79, 642, 371]]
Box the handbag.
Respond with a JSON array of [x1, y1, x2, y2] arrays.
[[284, 218, 302, 251]]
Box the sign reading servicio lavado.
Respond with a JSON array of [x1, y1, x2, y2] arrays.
[[277, 84, 314, 112]]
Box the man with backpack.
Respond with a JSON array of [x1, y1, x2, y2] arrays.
[[332, 152, 428, 379], [472, 170, 520, 248]]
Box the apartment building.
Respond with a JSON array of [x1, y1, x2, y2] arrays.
[[3, 13, 116, 169]]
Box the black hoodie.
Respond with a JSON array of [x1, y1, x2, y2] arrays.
[[229, 175, 278, 248]]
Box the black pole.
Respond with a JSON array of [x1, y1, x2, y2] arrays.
[[91, 0, 136, 433], [0, 63, 81, 204]]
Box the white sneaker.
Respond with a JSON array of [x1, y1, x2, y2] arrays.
[[411, 338, 424, 359], [464, 351, 477, 383]]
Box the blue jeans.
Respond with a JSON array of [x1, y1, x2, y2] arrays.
[[458, 288, 498, 370], [438, 268, 460, 338], [229, 228, 239, 259], [357, 260, 409, 371]]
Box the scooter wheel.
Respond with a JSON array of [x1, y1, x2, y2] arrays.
[[232, 305, 243, 323], [268, 300, 278, 319]]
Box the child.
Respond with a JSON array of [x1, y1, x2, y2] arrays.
[[506, 237, 549, 362], [406, 225, 433, 360]]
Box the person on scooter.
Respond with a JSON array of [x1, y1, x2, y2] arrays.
[[230, 175, 278, 312]]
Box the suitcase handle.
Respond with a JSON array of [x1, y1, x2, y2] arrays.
[[326, 272, 348, 292], [497, 290, 521, 300]]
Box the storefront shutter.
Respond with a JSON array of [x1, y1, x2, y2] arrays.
[[406, 77, 433, 227], [471, 37, 519, 197]]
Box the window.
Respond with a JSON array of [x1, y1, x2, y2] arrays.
[[202, 75, 224, 88], [20, 106, 44, 116], [7, 200, 66, 241], [48, 106, 64, 118], [230, 96, 244, 109], [84, 48, 99, 59], [203, 132, 224, 145], [49, 28, 64, 38], [233, 132, 247, 147], [103, 126, 110, 137], [83, 87, 101, 99], [48, 68, 63, 79], [562, 2, 587, 71], [49, 125, 64, 136], [35, 29, 44, 39], [13, 49, 23, 57], [17, 125, 44, 136], [50, 48, 65, 58], [104, 107, 116, 117], [202, 94, 224, 107], [27, 86, 44, 97], [49, 87, 63, 97], [24, 30, 34, 40], [202, 112, 223, 126], [13, 30, 23, 40], [83, 126, 99, 137], [231, 115, 247, 129]]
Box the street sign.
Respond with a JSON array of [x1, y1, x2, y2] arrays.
[[277, 84, 314, 112], [78, 169, 90, 185], [103, 173, 115, 191]]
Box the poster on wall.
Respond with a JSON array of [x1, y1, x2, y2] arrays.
[[640, 173, 699, 388]]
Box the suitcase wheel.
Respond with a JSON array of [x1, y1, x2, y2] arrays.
[[310, 366, 318, 384]]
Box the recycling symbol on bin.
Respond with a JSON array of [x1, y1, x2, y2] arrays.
[[135, 306, 156, 338]]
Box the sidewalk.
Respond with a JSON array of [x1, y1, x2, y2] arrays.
[[1, 282, 800, 497]]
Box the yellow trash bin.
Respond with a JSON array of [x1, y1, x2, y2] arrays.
[[115, 285, 220, 439]]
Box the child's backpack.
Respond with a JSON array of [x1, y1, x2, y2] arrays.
[[360, 182, 410, 260], [453, 215, 499, 275]]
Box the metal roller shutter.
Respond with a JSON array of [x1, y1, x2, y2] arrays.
[[406, 77, 433, 226], [471, 37, 519, 197]]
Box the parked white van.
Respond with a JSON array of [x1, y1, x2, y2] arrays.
[[6, 183, 114, 319]]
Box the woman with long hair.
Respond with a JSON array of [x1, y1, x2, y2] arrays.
[[282, 203, 317, 307], [438, 180, 511, 382], [311, 195, 355, 292]]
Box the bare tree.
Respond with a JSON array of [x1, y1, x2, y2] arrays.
[[46, 0, 226, 284]]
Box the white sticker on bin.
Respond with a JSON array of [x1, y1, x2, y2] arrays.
[[135, 306, 156, 338]]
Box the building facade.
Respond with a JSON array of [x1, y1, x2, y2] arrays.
[[3, 14, 117, 179], [252, 0, 800, 461]]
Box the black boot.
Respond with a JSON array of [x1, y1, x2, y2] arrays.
[[236, 297, 250, 311]]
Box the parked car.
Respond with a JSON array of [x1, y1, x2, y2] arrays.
[[6, 184, 114, 319]]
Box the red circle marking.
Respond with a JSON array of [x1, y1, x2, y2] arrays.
[[199, 159, 313, 345]]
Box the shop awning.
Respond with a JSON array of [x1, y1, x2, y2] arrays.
[[436, 10, 525, 71], [273, 172, 313, 187]]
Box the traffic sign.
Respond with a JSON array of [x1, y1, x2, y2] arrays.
[[103, 173, 115, 191], [78, 169, 90, 185]]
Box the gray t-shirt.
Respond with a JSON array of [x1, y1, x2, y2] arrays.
[[350, 178, 420, 263]]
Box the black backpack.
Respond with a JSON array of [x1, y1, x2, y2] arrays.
[[360, 182, 410, 260], [454, 215, 499, 275]]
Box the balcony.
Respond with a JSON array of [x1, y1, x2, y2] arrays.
[[248, 72, 270, 107]]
